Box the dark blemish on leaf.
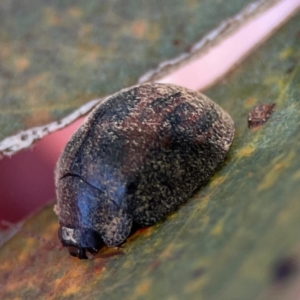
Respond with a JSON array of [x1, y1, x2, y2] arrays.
[[94, 249, 124, 260], [192, 267, 205, 278], [172, 39, 181, 46], [248, 103, 276, 129], [42, 127, 49, 133], [2, 69, 13, 79], [149, 260, 161, 271], [285, 60, 298, 74], [169, 249, 185, 261], [185, 45, 193, 52], [286, 66, 295, 74], [273, 257, 297, 282], [4, 147, 13, 153], [20, 134, 28, 141], [54, 83, 234, 259]]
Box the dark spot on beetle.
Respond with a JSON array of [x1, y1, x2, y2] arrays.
[[102, 87, 141, 123], [32, 130, 37, 135], [144, 92, 182, 116], [130, 221, 142, 234], [127, 181, 138, 194], [20, 134, 28, 141], [273, 256, 298, 282], [192, 267, 206, 278], [248, 103, 276, 129], [42, 127, 48, 132]]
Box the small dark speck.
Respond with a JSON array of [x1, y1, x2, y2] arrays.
[[42, 127, 48, 132], [285, 61, 297, 74], [192, 268, 205, 278], [20, 134, 28, 141], [286, 66, 295, 74], [57, 120, 62, 125], [185, 45, 192, 52], [248, 103, 276, 129], [273, 257, 297, 282], [32, 130, 37, 135], [172, 39, 181, 46], [2, 69, 13, 79], [24, 33, 34, 41], [169, 249, 184, 260], [149, 260, 161, 270]]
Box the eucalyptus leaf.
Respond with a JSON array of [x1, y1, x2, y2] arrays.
[[0, 10, 299, 300]]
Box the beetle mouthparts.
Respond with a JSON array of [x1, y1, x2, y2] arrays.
[[67, 246, 96, 259]]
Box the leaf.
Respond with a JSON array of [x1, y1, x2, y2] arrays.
[[1, 7, 300, 300], [0, 0, 278, 143]]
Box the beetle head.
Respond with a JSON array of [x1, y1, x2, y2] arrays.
[[58, 225, 104, 259]]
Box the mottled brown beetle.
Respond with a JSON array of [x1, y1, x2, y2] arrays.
[[54, 83, 234, 259]]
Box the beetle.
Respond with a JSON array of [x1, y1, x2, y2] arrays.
[[54, 83, 234, 259]]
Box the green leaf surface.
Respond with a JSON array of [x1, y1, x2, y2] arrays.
[[1, 8, 300, 300], [0, 0, 274, 141]]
